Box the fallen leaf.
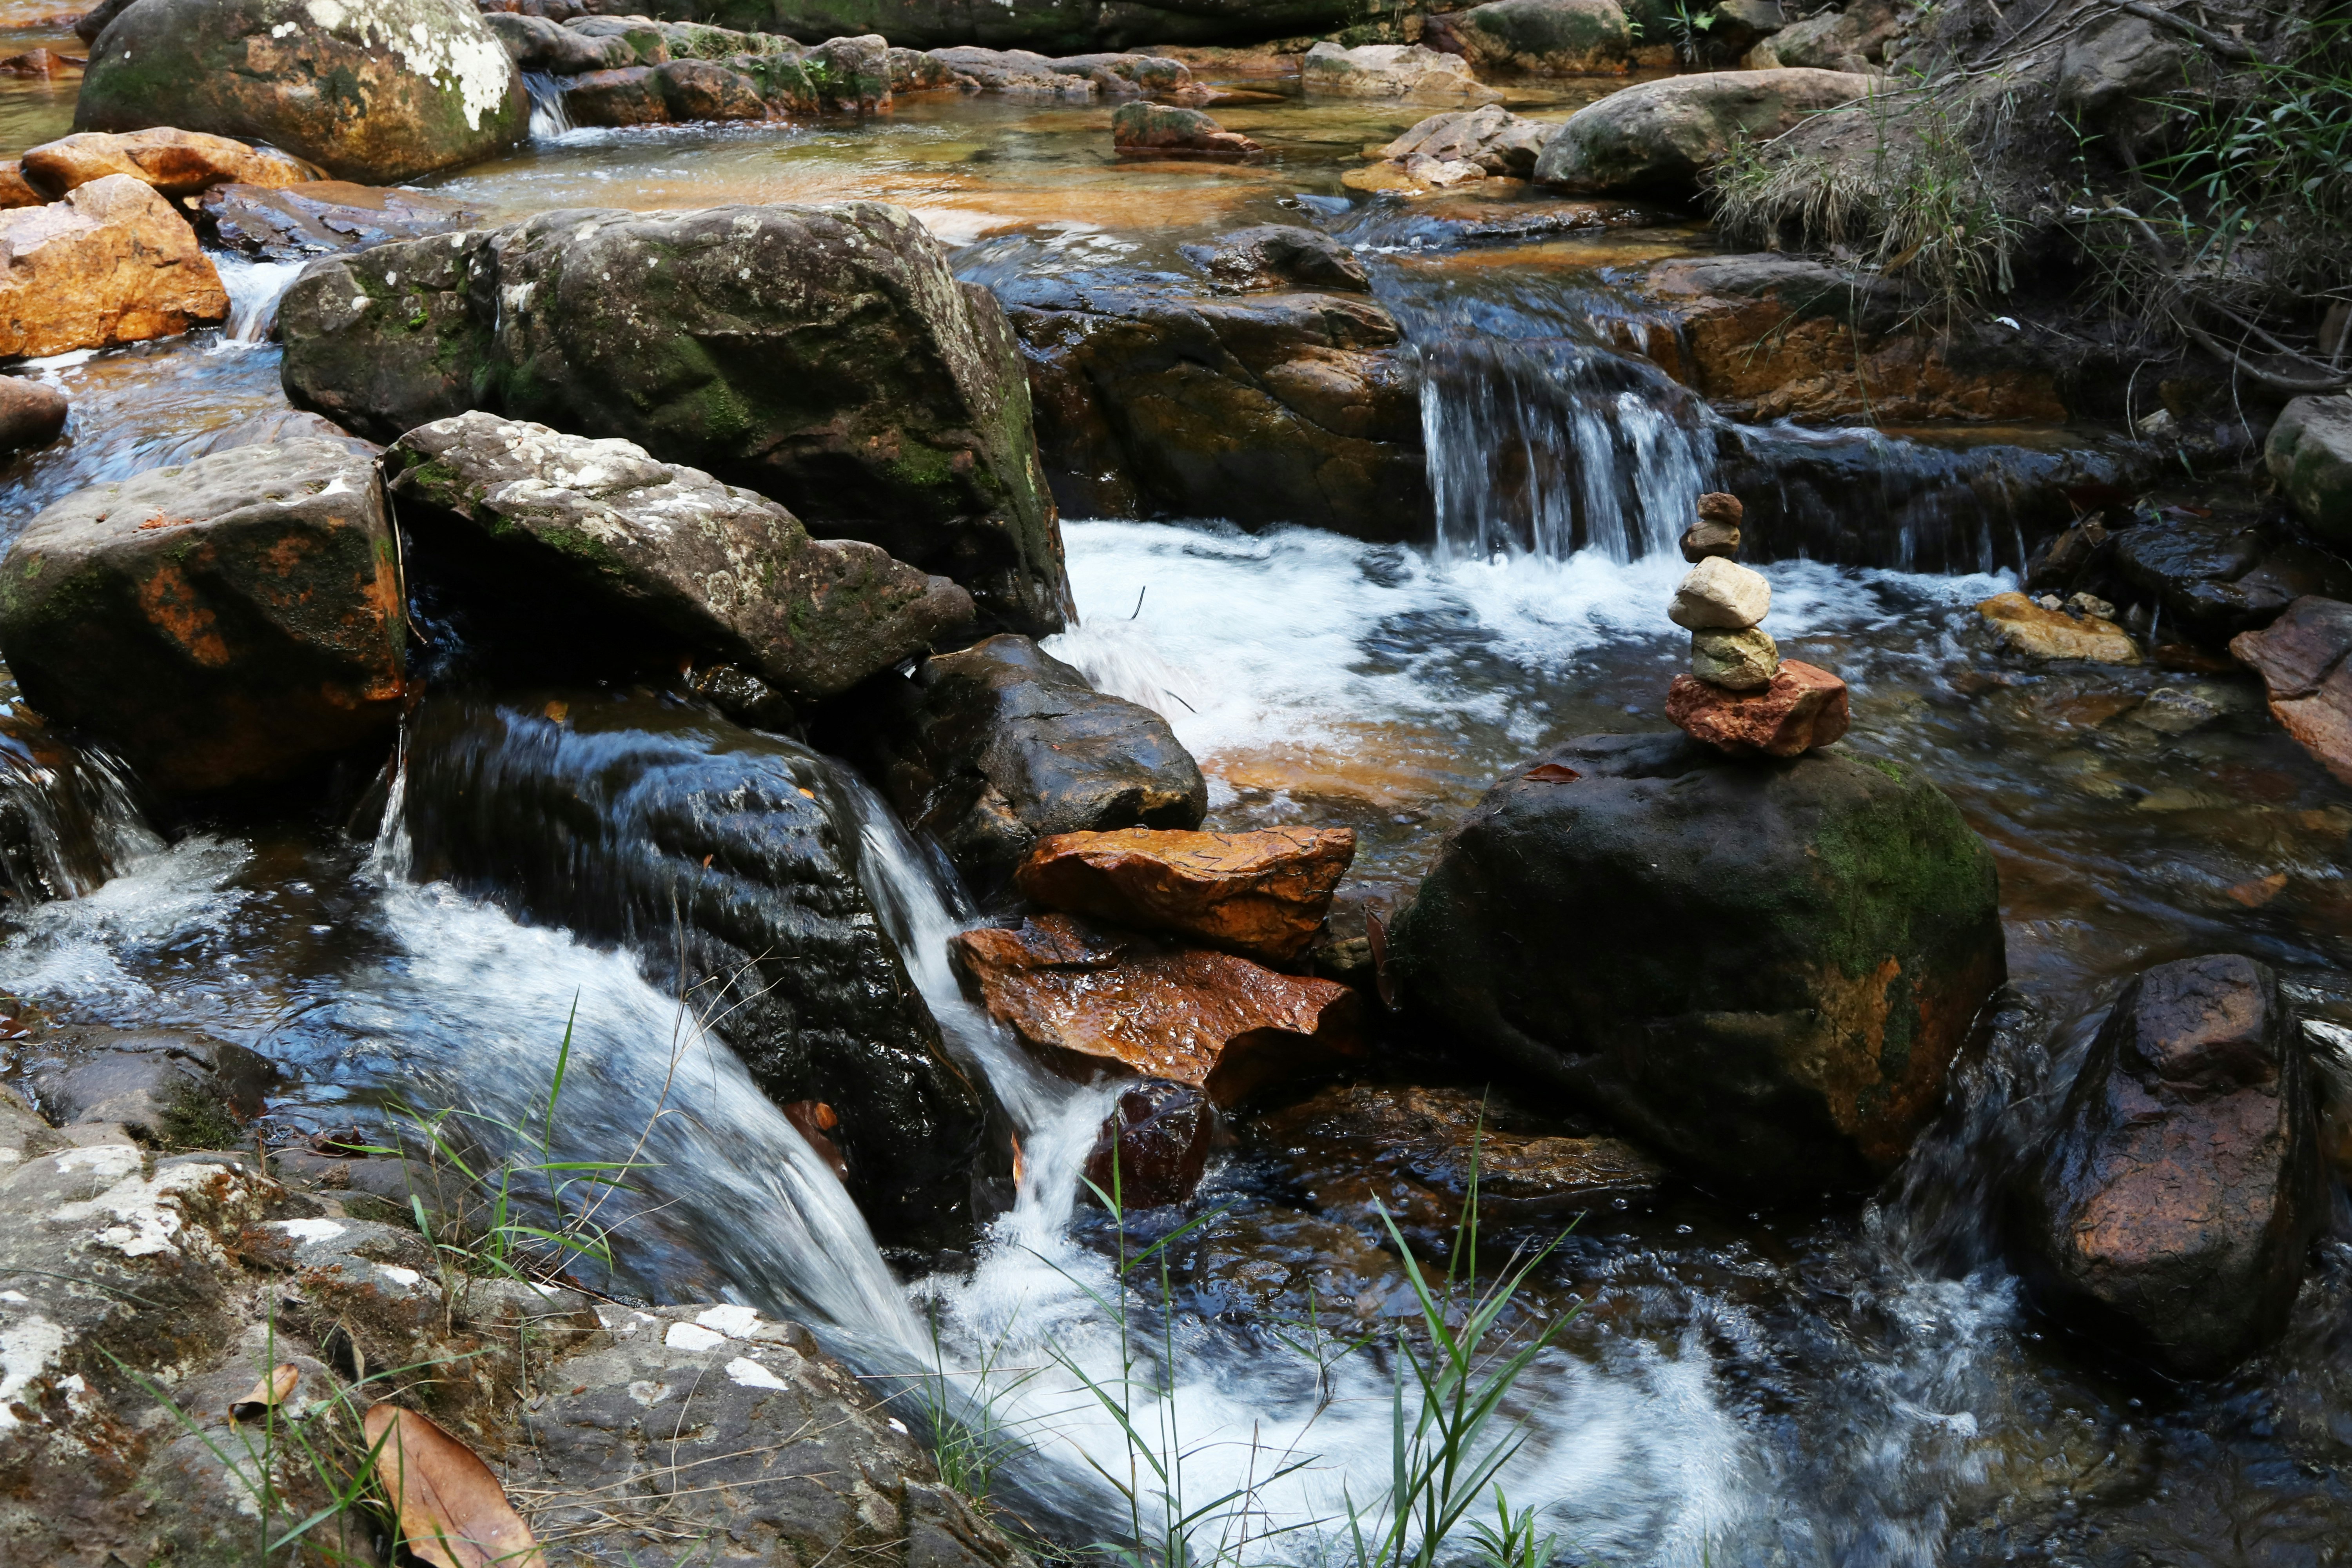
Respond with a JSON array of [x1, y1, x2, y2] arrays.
[[229, 1363, 299, 1423], [2224, 872, 2288, 908], [543, 700, 569, 724], [363, 1404, 546, 1568], [1524, 763, 1583, 783]]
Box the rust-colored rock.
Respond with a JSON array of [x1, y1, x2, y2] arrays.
[[0, 160, 42, 209], [0, 175, 227, 358], [949, 912, 1363, 1106], [21, 127, 320, 201], [2230, 595, 2352, 786], [1082, 1080, 1216, 1209], [1014, 824, 1356, 964], [1666, 659, 1849, 757]]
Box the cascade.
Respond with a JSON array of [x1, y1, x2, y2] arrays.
[[524, 71, 575, 138], [0, 718, 161, 907]]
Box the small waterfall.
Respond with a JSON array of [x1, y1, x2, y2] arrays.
[[212, 255, 307, 346], [525, 71, 575, 137], [0, 717, 162, 906]]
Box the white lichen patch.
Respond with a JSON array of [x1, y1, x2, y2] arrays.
[[301, 0, 515, 130], [724, 1355, 789, 1391], [662, 1321, 725, 1353], [52, 1158, 243, 1259], [272, 1217, 348, 1244], [695, 1303, 761, 1337], [0, 1313, 68, 1428]]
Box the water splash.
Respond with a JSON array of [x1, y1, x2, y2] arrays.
[[0, 720, 162, 906], [211, 256, 307, 347], [524, 71, 575, 138]]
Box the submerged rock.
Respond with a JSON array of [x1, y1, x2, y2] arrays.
[[0, 438, 406, 795], [2013, 955, 2327, 1376], [832, 633, 1206, 892], [1083, 1079, 1217, 1208], [1015, 824, 1356, 964], [950, 912, 1364, 1105], [1389, 733, 2003, 1194], [1534, 68, 1875, 194], [2265, 394, 2352, 550], [1423, 0, 1642, 75], [198, 178, 484, 260], [0, 176, 228, 358], [2230, 595, 2352, 787], [279, 200, 1070, 636], [1302, 41, 1501, 99], [20, 127, 319, 201], [402, 690, 1013, 1250], [1178, 223, 1372, 294], [74, 0, 528, 184], [385, 412, 973, 699]]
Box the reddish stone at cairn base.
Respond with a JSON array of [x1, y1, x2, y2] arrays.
[[1666, 658, 1850, 757]]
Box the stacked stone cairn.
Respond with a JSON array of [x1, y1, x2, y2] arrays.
[[1662, 493, 1852, 757]]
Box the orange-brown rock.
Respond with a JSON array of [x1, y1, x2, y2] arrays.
[[949, 912, 1363, 1106], [2230, 595, 2352, 786], [1014, 824, 1356, 964], [1666, 659, 1849, 757], [0, 175, 227, 358], [0, 160, 42, 209], [1082, 1080, 1216, 1209], [22, 128, 320, 201]]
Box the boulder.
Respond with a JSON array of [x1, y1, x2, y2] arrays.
[[1003, 277, 1429, 537], [20, 1027, 270, 1147], [481, 7, 635, 71], [1303, 42, 1501, 99], [0, 160, 40, 207], [2012, 955, 2327, 1375], [74, 0, 135, 42], [1666, 659, 1849, 755], [20, 127, 319, 201], [0, 374, 67, 455], [1082, 1079, 1216, 1208], [1015, 825, 1355, 964], [1534, 68, 1875, 194], [926, 44, 1097, 97], [949, 912, 1365, 1105], [74, 0, 528, 185], [651, 56, 770, 117], [2111, 512, 2352, 641], [1388, 733, 2003, 1194], [401, 690, 1014, 1250], [2230, 596, 2352, 787], [385, 412, 974, 700], [562, 63, 671, 123], [1368, 105, 1556, 178], [1742, 0, 1898, 71], [198, 178, 484, 261], [1423, 0, 1639, 75], [0, 175, 227, 359], [831, 632, 1206, 891], [2266, 394, 2352, 550], [0, 439, 406, 795], [891, 45, 979, 91], [1111, 101, 1261, 160], [278, 200, 1070, 636], [1178, 224, 1371, 294], [1976, 590, 2140, 664]]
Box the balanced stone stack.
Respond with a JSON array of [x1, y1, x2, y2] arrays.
[[1662, 492, 1851, 757]]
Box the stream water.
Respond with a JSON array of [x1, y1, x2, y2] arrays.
[[2, 41, 2350, 1568]]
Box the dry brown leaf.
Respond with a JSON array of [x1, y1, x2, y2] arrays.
[[362, 1404, 546, 1568], [228, 1363, 299, 1423]]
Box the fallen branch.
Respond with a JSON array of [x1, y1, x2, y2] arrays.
[[2104, 0, 2259, 62]]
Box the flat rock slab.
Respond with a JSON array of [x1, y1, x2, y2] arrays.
[[950, 912, 1363, 1106], [1977, 590, 2140, 664], [2230, 594, 2352, 786], [385, 412, 973, 700], [0, 174, 226, 358], [1666, 658, 1849, 756], [1014, 824, 1356, 964], [21, 127, 319, 200], [200, 179, 483, 261]]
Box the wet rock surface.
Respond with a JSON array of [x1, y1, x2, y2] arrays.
[[1390, 733, 2004, 1194], [1359, 104, 1557, 189], [1666, 657, 1851, 755], [834, 633, 1205, 892], [2230, 595, 2352, 787], [1083, 1079, 1217, 1208], [0, 437, 405, 795], [20, 127, 320, 201], [0, 375, 67, 456], [1111, 101, 1261, 160], [1976, 590, 2140, 664], [1015, 824, 1355, 964], [1178, 223, 1371, 294], [0, 175, 227, 359], [2267, 394, 2352, 549], [16, 1027, 269, 1147], [2012, 955, 2327, 1375], [199, 178, 485, 260], [401, 689, 1013, 1251], [278, 200, 1070, 636], [386, 412, 974, 700], [1535, 67, 1875, 194]]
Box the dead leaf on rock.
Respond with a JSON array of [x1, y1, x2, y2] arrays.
[[228, 1362, 299, 1423], [1524, 763, 1582, 782], [362, 1403, 545, 1568]]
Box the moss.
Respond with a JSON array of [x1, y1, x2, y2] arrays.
[[539, 527, 628, 573], [1801, 770, 1996, 987], [157, 1084, 242, 1152]]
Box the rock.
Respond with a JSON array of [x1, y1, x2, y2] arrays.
[[176, 407, 382, 460], [20, 1027, 269, 1147], [2266, 394, 2352, 550], [1002, 276, 1428, 539], [1369, 105, 1556, 178], [385, 412, 971, 699], [1082, 1079, 1216, 1208], [402, 690, 1013, 1250], [891, 46, 978, 93], [1680, 516, 1741, 563], [1668, 554, 1770, 630], [0, 47, 78, 78], [1666, 659, 1848, 755], [74, 0, 136, 43], [800, 32, 894, 110], [481, 8, 634, 70], [1052, 49, 1196, 95], [1976, 591, 2141, 664], [1014, 824, 1356, 964], [1111, 101, 1261, 160], [830, 633, 1206, 891], [0, 439, 405, 795], [1301, 42, 1502, 99], [1534, 68, 1875, 194], [927, 44, 1097, 97], [0, 161, 41, 208], [2024, 514, 2112, 592], [1691, 626, 1778, 689], [278, 200, 1069, 636], [561, 63, 669, 123], [648, 56, 770, 118], [1423, 0, 1639, 75], [2013, 955, 2327, 1375], [1743, 0, 1899, 71], [2230, 596, 2352, 787], [20, 127, 319, 201], [0, 175, 227, 358], [1178, 224, 1371, 294], [1388, 733, 2003, 1193], [2110, 513, 2350, 641], [198, 178, 484, 261], [0, 375, 67, 456], [73, 0, 528, 185], [950, 912, 1364, 1106]]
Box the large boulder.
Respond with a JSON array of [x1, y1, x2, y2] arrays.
[[2266, 394, 2352, 550], [1534, 68, 1875, 194], [0, 175, 227, 359], [1302, 41, 1502, 99], [1388, 732, 2004, 1194], [0, 439, 406, 795], [278, 200, 1071, 636], [481, 8, 637, 71], [1423, 0, 1639, 75], [829, 632, 1206, 893], [198, 178, 485, 261], [401, 689, 1014, 1251], [20, 127, 319, 201], [385, 412, 974, 700], [74, 0, 527, 185], [1002, 277, 1429, 537], [1742, 0, 1898, 71], [2011, 955, 2327, 1375], [2230, 596, 2352, 787], [602, 0, 1361, 53]]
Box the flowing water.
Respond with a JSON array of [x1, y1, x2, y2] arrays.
[[2, 67, 2350, 1568]]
